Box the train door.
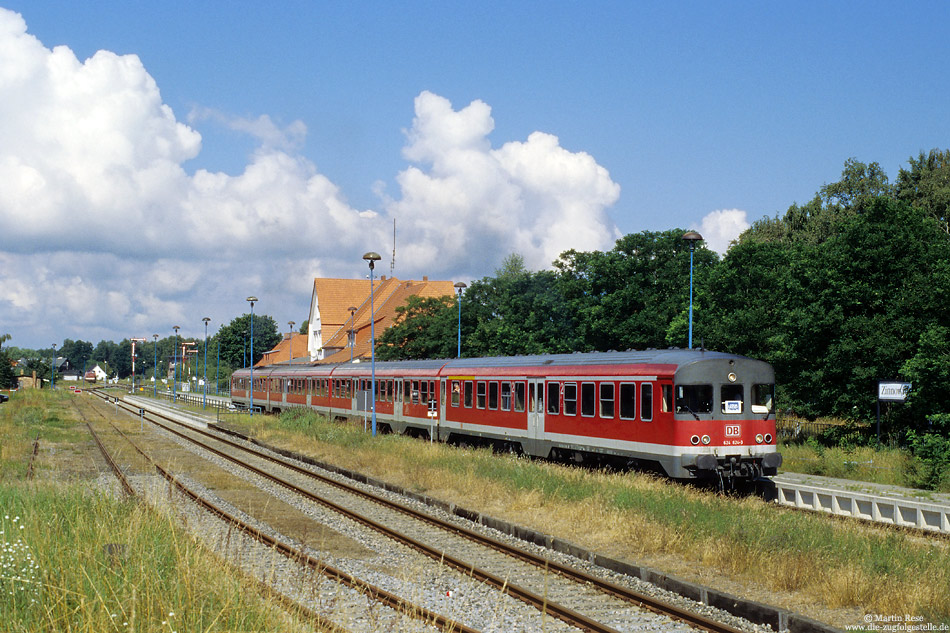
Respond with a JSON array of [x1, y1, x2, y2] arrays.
[[436, 379, 446, 442], [527, 379, 545, 453], [394, 379, 403, 420]]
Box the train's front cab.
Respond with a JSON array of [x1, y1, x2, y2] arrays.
[[669, 353, 782, 483]]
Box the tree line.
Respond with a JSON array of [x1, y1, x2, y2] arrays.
[[377, 150, 950, 438], [1, 314, 287, 390]]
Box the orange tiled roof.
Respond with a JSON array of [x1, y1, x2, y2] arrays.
[[257, 332, 309, 367], [315, 276, 455, 363]]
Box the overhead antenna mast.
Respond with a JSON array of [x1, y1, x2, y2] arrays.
[[391, 218, 396, 274]]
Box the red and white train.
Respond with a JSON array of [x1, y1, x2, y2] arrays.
[[230, 349, 782, 482]]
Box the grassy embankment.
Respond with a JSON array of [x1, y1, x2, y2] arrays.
[[0, 389, 314, 632], [219, 407, 950, 627], [777, 415, 949, 493]]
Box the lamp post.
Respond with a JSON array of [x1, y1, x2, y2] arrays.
[[202, 317, 210, 409], [50, 343, 56, 389], [153, 334, 158, 397], [454, 281, 467, 358], [681, 231, 703, 349], [348, 306, 357, 361], [172, 326, 180, 400], [247, 296, 258, 416], [362, 252, 381, 436], [215, 339, 220, 396], [287, 321, 295, 366]]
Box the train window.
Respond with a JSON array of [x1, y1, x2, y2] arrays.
[[581, 383, 595, 417], [413, 380, 422, 404], [721, 385, 744, 414], [564, 383, 577, 416], [451, 381, 461, 407], [675, 385, 713, 415], [500, 382, 512, 411], [404, 380, 412, 401], [489, 382, 499, 409], [464, 381, 473, 407], [641, 384, 654, 421], [661, 384, 672, 412], [476, 381, 486, 408], [429, 381, 436, 403], [752, 384, 775, 414], [514, 382, 525, 412], [547, 382, 559, 414], [421, 380, 429, 405], [600, 383, 615, 418], [619, 383, 637, 420]]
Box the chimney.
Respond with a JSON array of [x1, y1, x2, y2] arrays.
[[380, 275, 386, 281], [423, 275, 428, 281]]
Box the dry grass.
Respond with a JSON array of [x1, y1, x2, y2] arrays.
[[219, 409, 950, 628]]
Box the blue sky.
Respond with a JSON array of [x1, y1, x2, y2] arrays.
[[1, 2, 948, 349]]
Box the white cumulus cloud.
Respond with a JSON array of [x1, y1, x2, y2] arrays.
[[694, 208, 750, 255], [0, 9, 621, 348]]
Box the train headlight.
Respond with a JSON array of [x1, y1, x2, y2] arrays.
[[701, 435, 711, 445], [755, 434, 764, 444], [690, 435, 700, 445], [765, 433, 773, 444], [727, 372, 737, 383]]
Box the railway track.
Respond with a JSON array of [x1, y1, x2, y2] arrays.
[[90, 388, 765, 633], [81, 398, 471, 633]]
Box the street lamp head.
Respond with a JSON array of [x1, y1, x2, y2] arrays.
[[246, 296, 258, 305], [202, 317, 211, 324], [681, 231, 703, 249], [362, 251, 382, 270], [454, 281, 468, 291], [153, 334, 158, 340], [173, 325, 180, 333], [348, 306, 357, 316]]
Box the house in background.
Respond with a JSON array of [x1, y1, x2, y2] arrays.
[[257, 275, 456, 367], [84, 364, 108, 382], [257, 332, 309, 367], [307, 275, 455, 364]]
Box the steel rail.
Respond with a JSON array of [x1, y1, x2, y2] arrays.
[[84, 413, 352, 633], [118, 405, 619, 633], [119, 390, 741, 633], [86, 422, 136, 498], [109, 421, 479, 633], [103, 391, 746, 633]]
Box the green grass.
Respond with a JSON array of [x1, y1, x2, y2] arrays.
[[227, 409, 950, 624], [0, 389, 315, 633]]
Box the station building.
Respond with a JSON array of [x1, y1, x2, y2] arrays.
[[256, 275, 455, 367]]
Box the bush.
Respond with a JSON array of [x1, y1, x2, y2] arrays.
[[906, 430, 950, 491]]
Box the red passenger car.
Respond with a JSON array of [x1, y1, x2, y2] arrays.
[[231, 350, 781, 483]]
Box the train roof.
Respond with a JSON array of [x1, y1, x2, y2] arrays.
[[234, 349, 764, 378]]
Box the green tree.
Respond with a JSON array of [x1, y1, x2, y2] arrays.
[[780, 198, 950, 423], [896, 148, 950, 235], [214, 313, 281, 369], [59, 339, 94, 372], [462, 262, 580, 357], [376, 295, 458, 360], [556, 230, 718, 351]]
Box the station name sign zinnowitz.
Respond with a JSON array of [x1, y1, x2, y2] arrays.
[[878, 381, 912, 402]]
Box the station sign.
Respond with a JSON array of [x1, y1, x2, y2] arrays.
[[878, 381, 912, 402]]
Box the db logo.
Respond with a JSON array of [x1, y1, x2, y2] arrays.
[[725, 425, 741, 437]]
